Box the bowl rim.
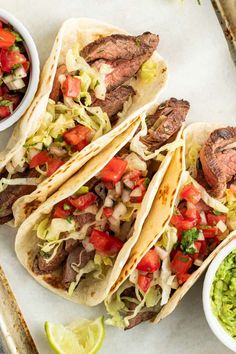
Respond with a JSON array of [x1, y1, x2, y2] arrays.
[[203, 238, 236, 352], [0, 8, 40, 131]]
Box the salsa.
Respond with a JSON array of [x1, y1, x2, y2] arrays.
[[211, 249, 236, 338], [0, 20, 30, 119]]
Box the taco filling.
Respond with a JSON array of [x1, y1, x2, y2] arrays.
[[0, 32, 160, 223], [31, 98, 189, 297], [105, 177, 230, 329]]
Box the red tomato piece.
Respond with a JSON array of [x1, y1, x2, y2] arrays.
[[136, 249, 160, 273], [171, 214, 197, 230], [46, 158, 64, 177], [206, 213, 227, 226], [0, 105, 11, 119], [29, 151, 50, 169], [181, 184, 201, 205], [138, 274, 152, 293], [100, 157, 127, 183], [201, 227, 218, 239], [0, 49, 27, 72], [123, 169, 142, 182], [103, 181, 114, 190], [4, 93, 21, 109], [90, 229, 124, 256], [176, 273, 191, 285], [53, 200, 73, 218], [171, 214, 184, 228], [0, 84, 8, 96], [62, 75, 81, 98], [184, 203, 200, 222], [0, 22, 3, 29], [63, 125, 91, 146], [191, 241, 202, 260], [74, 139, 89, 152], [22, 61, 30, 73], [103, 207, 113, 218], [171, 250, 193, 274], [0, 29, 16, 48], [69, 192, 97, 211]]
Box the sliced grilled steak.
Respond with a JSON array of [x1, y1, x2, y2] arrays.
[[65, 239, 80, 253], [81, 32, 159, 63], [141, 98, 190, 151], [126, 311, 156, 330], [200, 127, 236, 198], [36, 243, 68, 273], [0, 169, 39, 224], [74, 213, 96, 230], [49, 64, 67, 102], [62, 246, 95, 288], [92, 85, 135, 118]]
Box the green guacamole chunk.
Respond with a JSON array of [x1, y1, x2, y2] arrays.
[[211, 249, 236, 338]]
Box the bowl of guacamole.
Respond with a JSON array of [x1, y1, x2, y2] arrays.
[[203, 233, 236, 352]]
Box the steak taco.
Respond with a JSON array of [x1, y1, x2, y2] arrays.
[[105, 122, 236, 329], [15, 98, 189, 306], [0, 18, 167, 226]]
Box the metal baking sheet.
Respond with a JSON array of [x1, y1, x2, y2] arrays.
[[0, 1, 236, 353]]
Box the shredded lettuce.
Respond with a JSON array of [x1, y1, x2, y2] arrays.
[[93, 254, 113, 280], [139, 59, 158, 83], [0, 177, 42, 193], [37, 217, 76, 242], [185, 142, 202, 178], [156, 226, 178, 254], [130, 114, 184, 161], [68, 260, 96, 296]]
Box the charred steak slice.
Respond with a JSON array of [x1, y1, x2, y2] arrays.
[[74, 213, 96, 230], [126, 310, 156, 330], [200, 127, 236, 198], [92, 85, 135, 118], [0, 169, 39, 224], [141, 98, 190, 151], [80, 32, 159, 63], [49, 64, 67, 102], [36, 243, 68, 273], [62, 246, 95, 288]]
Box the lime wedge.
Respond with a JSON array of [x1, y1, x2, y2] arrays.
[[45, 316, 105, 354]]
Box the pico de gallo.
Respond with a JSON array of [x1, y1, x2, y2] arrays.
[[33, 150, 152, 295], [0, 20, 30, 119], [105, 178, 230, 329]]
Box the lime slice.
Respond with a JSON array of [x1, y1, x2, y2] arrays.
[[45, 316, 105, 354]]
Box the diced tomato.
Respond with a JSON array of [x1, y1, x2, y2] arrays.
[[136, 249, 160, 273], [62, 75, 81, 98], [184, 203, 200, 222], [191, 241, 202, 260], [181, 184, 201, 205], [0, 105, 11, 119], [90, 229, 124, 256], [29, 151, 50, 168], [4, 93, 21, 109], [103, 181, 114, 190], [103, 207, 113, 218], [0, 22, 3, 29], [130, 186, 145, 203], [206, 213, 227, 226], [123, 169, 141, 183], [201, 227, 218, 239], [199, 240, 207, 257], [22, 61, 30, 72], [230, 184, 236, 195], [0, 84, 8, 96], [195, 200, 211, 213], [63, 125, 92, 147], [46, 158, 64, 177], [0, 29, 16, 49], [176, 273, 191, 285], [0, 49, 27, 72], [69, 192, 97, 211], [171, 214, 197, 230], [100, 157, 127, 183], [74, 139, 89, 152], [138, 274, 152, 293], [53, 200, 73, 218], [171, 250, 193, 274]]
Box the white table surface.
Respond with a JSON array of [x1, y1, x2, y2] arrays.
[[0, 1, 236, 353]]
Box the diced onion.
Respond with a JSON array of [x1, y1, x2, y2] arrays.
[[121, 189, 130, 203], [197, 230, 205, 241], [216, 220, 227, 233], [194, 259, 203, 267], [104, 195, 113, 207], [129, 269, 139, 285], [130, 187, 142, 198], [115, 181, 123, 196], [112, 202, 127, 220], [82, 238, 95, 252], [108, 216, 120, 234], [123, 179, 134, 189], [200, 211, 207, 225]]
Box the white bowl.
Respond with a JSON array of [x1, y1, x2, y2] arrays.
[[0, 9, 40, 131], [203, 236, 236, 352]]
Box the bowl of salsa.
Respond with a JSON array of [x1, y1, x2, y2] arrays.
[[203, 232, 236, 352], [0, 9, 39, 131]]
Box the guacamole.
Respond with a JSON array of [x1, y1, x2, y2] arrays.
[[211, 249, 236, 338]]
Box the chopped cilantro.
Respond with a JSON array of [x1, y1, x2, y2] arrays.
[[11, 31, 23, 42], [0, 100, 12, 107], [213, 210, 221, 216], [66, 215, 73, 223], [12, 63, 21, 70], [94, 80, 100, 89], [144, 177, 150, 188], [54, 135, 64, 142], [180, 257, 189, 263], [180, 228, 200, 254], [63, 203, 71, 211], [39, 250, 50, 258]]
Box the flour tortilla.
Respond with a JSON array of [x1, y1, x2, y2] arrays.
[[0, 17, 167, 227], [108, 122, 235, 325], [15, 118, 182, 306]]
